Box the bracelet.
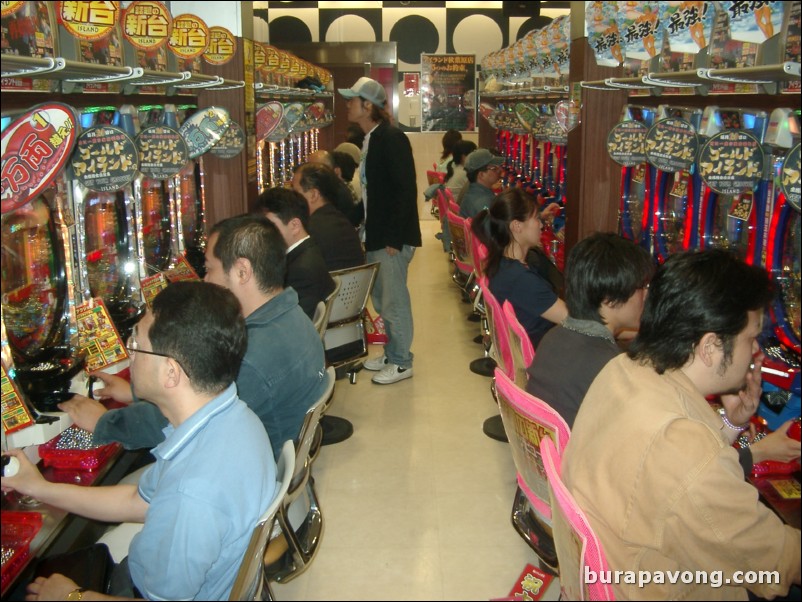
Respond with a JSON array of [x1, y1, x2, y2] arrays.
[[718, 407, 749, 431]]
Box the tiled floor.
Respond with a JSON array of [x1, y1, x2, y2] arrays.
[[273, 218, 560, 601]]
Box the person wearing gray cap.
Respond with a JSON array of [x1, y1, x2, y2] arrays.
[[339, 76, 421, 385], [458, 148, 504, 219]]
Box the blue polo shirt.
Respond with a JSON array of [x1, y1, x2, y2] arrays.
[[93, 288, 327, 460], [128, 384, 276, 601]]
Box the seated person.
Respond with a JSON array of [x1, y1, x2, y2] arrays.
[[4, 282, 277, 601], [459, 148, 504, 219], [436, 128, 462, 173], [564, 250, 801, 599], [332, 149, 359, 202], [527, 232, 654, 428], [60, 215, 328, 461], [471, 188, 568, 349], [445, 139, 477, 201], [292, 162, 365, 271], [307, 148, 363, 227], [334, 142, 363, 204], [255, 188, 337, 319]]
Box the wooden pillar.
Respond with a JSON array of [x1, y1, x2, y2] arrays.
[[564, 6, 628, 256], [198, 5, 257, 226]]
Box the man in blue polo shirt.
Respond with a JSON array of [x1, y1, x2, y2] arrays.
[[3, 282, 276, 600]]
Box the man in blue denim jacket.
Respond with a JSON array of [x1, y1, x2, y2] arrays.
[[60, 215, 327, 459]]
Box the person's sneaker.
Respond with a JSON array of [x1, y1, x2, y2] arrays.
[[364, 355, 389, 371], [372, 363, 413, 385]]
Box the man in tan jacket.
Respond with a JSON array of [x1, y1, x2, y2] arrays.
[[564, 250, 800, 600]]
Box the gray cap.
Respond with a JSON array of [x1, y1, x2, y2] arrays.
[[338, 77, 387, 108], [334, 142, 362, 164], [464, 149, 504, 174]]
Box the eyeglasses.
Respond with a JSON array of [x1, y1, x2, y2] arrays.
[[126, 327, 186, 373], [485, 165, 502, 173]]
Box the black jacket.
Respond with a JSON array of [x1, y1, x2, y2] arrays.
[[286, 237, 336, 318], [308, 204, 365, 271], [363, 121, 422, 252]]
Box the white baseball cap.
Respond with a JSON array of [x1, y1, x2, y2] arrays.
[[338, 77, 387, 108]]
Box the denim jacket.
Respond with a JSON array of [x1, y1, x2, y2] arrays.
[[94, 288, 327, 458]]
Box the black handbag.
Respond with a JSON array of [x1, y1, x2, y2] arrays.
[[34, 543, 114, 594]]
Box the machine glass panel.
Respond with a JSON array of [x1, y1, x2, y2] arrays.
[[1, 196, 62, 359]]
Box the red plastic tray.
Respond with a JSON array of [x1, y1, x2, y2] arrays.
[[1, 511, 43, 593], [38, 429, 120, 471]]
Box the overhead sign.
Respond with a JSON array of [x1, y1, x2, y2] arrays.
[[56, 0, 120, 41], [168, 13, 208, 60], [122, 1, 172, 51], [204, 26, 236, 65]]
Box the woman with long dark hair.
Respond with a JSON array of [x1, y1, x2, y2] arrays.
[[471, 188, 568, 348]]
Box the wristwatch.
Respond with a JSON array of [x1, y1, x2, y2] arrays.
[[67, 588, 86, 601]]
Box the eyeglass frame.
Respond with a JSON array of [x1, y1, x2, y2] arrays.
[[125, 326, 187, 374]]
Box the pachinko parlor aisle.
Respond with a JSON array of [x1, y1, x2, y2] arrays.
[[2, 1, 800, 601]]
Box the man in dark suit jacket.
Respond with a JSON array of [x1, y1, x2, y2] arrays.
[[292, 162, 365, 271], [339, 77, 421, 385], [254, 188, 335, 319]]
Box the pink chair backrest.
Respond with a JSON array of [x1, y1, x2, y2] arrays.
[[436, 187, 449, 229], [427, 170, 446, 185], [494, 368, 571, 522], [443, 187, 456, 205], [446, 209, 471, 266], [468, 221, 489, 281], [503, 299, 535, 389], [479, 281, 513, 379], [540, 437, 615, 602], [448, 199, 461, 215]]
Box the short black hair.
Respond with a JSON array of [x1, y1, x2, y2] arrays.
[[149, 281, 247, 394], [331, 150, 357, 181], [628, 249, 773, 374], [254, 187, 311, 230], [566, 233, 654, 323], [210, 214, 286, 294], [295, 163, 341, 206]]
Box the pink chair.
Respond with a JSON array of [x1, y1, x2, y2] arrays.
[[541, 437, 615, 601], [478, 280, 513, 380], [443, 186, 456, 205], [494, 368, 571, 573], [426, 169, 446, 186], [446, 209, 474, 291], [503, 300, 535, 389], [448, 199, 461, 215]]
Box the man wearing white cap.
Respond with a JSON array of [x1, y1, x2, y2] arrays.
[[339, 76, 421, 385]]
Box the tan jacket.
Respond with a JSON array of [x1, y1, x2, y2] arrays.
[[564, 355, 801, 600]]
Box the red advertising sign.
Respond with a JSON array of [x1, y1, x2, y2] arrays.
[[204, 25, 236, 65], [122, 0, 172, 51], [1, 103, 78, 214], [168, 13, 209, 60], [56, 0, 120, 41]]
